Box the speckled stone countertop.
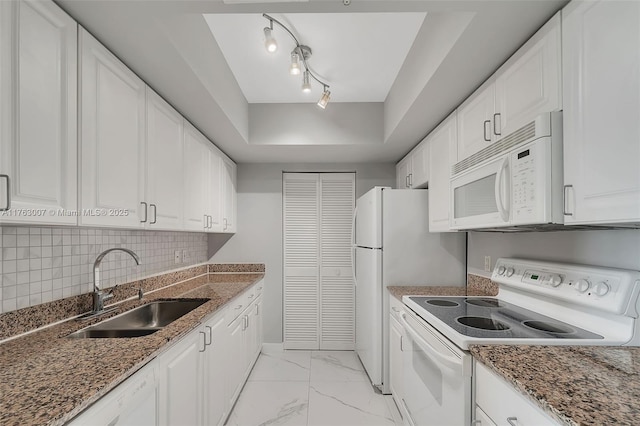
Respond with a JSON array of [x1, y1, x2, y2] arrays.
[[471, 345, 640, 425], [387, 274, 498, 300], [0, 272, 264, 426]]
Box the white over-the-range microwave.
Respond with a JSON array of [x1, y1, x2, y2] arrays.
[[450, 112, 563, 230]]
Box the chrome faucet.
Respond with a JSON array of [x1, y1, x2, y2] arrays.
[[92, 248, 141, 314]]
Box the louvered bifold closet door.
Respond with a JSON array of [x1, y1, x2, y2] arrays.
[[283, 174, 320, 349], [319, 174, 355, 350]]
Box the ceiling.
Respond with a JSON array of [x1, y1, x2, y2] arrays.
[[55, 0, 568, 164], [204, 13, 427, 103]]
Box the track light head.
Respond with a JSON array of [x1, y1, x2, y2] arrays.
[[264, 26, 277, 53], [289, 52, 301, 75], [302, 71, 312, 93], [317, 88, 331, 109]]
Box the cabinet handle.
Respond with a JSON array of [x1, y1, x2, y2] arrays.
[[405, 175, 409, 188], [150, 204, 157, 224], [409, 173, 413, 187], [506, 417, 518, 426], [400, 335, 403, 352], [205, 325, 212, 346], [203, 214, 209, 229], [235, 304, 243, 310], [256, 304, 259, 315], [208, 215, 213, 229], [563, 184, 573, 216], [107, 416, 120, 426], [483, 120, 491, 142], [140, 201, 148, 223], [392, 307, 400, 313], [199, 331, 207, 352], [248, 294, 254, 299], [224, 218, 228, 230], [0, 174, 10, 211], [493, 113, 501, 136]]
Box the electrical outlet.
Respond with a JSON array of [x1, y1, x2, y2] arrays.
[[174, 250, 183, 264], [182, 250, 189, 263], [484, 256, 491, 272]]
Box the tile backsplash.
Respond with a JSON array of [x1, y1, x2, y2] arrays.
[[0, 226, 208, 314]]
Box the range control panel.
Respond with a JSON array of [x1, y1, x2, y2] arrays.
[[492, 258, 640, 316]]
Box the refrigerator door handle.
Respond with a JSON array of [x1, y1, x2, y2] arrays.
[[351, 206, 358, 287]]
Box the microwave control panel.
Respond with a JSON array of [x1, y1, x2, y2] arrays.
[[510, 139, 550, 224]]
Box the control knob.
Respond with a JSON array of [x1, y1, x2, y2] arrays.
[[497, 266, 506, 275], [594, 281, 610, 297], [575, 279, 591, 293], [548, 274, 563, 287], [506, 267, 515, 277]]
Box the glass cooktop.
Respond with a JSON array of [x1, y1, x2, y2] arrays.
[[406, 296, 603, 340]]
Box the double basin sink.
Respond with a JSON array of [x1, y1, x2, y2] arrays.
[[67, 299, 209, 339]]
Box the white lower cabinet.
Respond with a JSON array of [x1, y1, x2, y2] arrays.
[[69, 363, 158, 426], [475, 361, 558, 425], [203, 311, 229, 426], [158, 328, 203, 425]]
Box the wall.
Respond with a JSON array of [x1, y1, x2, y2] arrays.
[[208, 163, 396, 344], [0, 226, 208, 313], [468, 229, 640, 276]]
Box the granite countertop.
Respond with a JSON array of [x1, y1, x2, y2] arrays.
[[0, 272, 264, 426], [471, 345, 640, 425], [387, 275, 498, 300]]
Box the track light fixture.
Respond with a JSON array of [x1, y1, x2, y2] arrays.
[[262, 13, 331, 109]]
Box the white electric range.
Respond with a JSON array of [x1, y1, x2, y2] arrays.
[[398, 258, 640, 426]]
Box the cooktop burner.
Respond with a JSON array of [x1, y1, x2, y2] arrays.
[[406, 296, 603, 340]]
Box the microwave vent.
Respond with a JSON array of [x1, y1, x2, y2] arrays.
[[452, 120, 537, 175]]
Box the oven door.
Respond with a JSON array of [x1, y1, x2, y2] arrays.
[[399, 309, 472, 426], [450, 155, 511, 230]]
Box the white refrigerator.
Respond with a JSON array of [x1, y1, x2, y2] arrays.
[[353, 187, 466, 394]]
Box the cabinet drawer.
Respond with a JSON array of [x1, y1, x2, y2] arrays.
[[475, 362, 557, 425], [225, 283, 262, 324]]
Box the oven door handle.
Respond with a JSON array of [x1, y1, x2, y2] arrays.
[[400, 313, 465, 376]]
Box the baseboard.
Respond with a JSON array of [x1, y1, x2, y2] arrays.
[[260, 342, 284, 354]]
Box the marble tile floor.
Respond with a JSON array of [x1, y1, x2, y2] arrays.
[[225, 349, 402, 426]]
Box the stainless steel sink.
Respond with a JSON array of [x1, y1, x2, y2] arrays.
[[67, 299, 209, 339]]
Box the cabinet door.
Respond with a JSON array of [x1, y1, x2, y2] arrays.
[[79, 28, 146, 228], [226, 315, 246, 405], [428, 113, 457, 232], [146, 88, 183, 230], [208, 147, 223, 232], [0, 0, 77, 225], [158, 331, 203, 426], [495, 12, 561, 137], [410, 140, 429, 189], [563, 0, 640, 225], [395, 157, 411, 188], [389, 315, 403, 411], [221, 155, 237, 233], [456, 82, 496, 162], [183, 122, 209, 231], [203, 313, 228, 426]]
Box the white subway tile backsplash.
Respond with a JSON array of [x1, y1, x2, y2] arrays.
[[0, 226, 208, 313]]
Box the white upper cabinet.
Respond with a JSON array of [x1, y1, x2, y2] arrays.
[[494, 12, 561, 137], [457, 12, 561, 163], [208, 146, 223, 233], [146, 88, 184, 230], [562, 0, 640, 225], [183, 122, 210, 232], [428, 113, 457, 232], [396, 141, 429, 189], [79, 27, 146, 228], [457, 81, 497, 161], [410, 141, 430, 189], [221, 155, 237, 233], [0, 0, 77, 225], [396, 156, 412, 189]]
